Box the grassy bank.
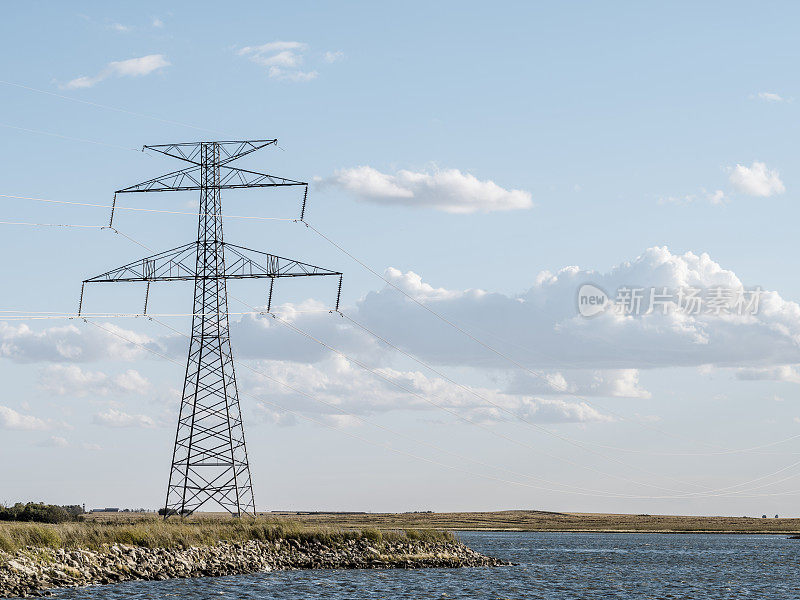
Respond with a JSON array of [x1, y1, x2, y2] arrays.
[[0, 516, 452, 554]]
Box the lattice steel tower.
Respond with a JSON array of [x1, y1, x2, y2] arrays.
[[80, 140, 343, 517]]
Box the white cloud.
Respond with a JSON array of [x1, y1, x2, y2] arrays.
[[152, 18, 164, 28], [735, 365, 800, 383], [287, 247, 800, 372], [729, 161, 785, 197], [164, 247, 800, 382], [39, 365, 150, 396], [707, 189, 726, 205], [225, 300, 383, 363], [238, 41, 318, 81], [269, 68, 318, 82], [37, 436, 68, 448], [757, 92, 785, 102], [81, 442, 102, 451], [244, 355, 609, 426], [324, 50, 344, 63], [0, 321, 154, 363], [109, 23, 131, 33], [658, 189, 725, 206], [63, 54, 170, 89], [93, 408, 156, 428], [0, 405, 47, 430], [320, 166, 533, 213], [507, 369, 651, 398]]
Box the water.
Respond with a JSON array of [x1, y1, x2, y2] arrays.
[[49, 532, 800, 599]]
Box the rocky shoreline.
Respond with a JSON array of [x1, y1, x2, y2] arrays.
[[0, 537, 508, 598]]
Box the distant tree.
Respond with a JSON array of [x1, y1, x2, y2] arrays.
[[0, 502, 84, 523]]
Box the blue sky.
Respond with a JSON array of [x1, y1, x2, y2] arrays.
[[2, 1, 800, 516]]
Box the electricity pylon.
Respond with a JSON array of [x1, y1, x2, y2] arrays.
[[80, 140, 342, 517]]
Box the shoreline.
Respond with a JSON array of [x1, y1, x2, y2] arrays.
[[0, 537, 507, 598]]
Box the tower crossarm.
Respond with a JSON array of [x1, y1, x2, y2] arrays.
[[83, 242, 341, 283], [143, 140, 279, 166], [116, 165, 306, 194], [83, 242, 197, 283], [223, 243, 342, 279]]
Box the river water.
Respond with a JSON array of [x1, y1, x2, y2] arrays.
[[49, 531, 799, 599]]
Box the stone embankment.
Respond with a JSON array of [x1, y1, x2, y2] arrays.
[[0, 537, 507, 597]]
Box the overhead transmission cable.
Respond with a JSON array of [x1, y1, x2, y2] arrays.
[[0, 79, 222, 135]]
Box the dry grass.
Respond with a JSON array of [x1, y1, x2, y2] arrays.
[[248, 510, 800, 534], [0, 515, 452, 554]]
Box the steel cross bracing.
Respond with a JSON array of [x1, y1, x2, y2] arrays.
[[83, 243, 341, 283], [80, 140, 343, 517]]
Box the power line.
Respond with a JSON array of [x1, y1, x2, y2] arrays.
[[0, 80, 223, 135], [0, 220, 103, 228], [0, 122, 140, 153], [0, 193, 298, 222]]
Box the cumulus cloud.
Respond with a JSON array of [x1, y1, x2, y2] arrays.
[[319, 166, 533, 213], [39, 365, 149, 397], [63, 54, 170, 89], [0, 405, 47, 430], [233, 247, 800, 373], [729, 161, 785, 197], [237, 41, 318, 81], [93, 408, 156, 428], [0, 321, 155, 363]]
